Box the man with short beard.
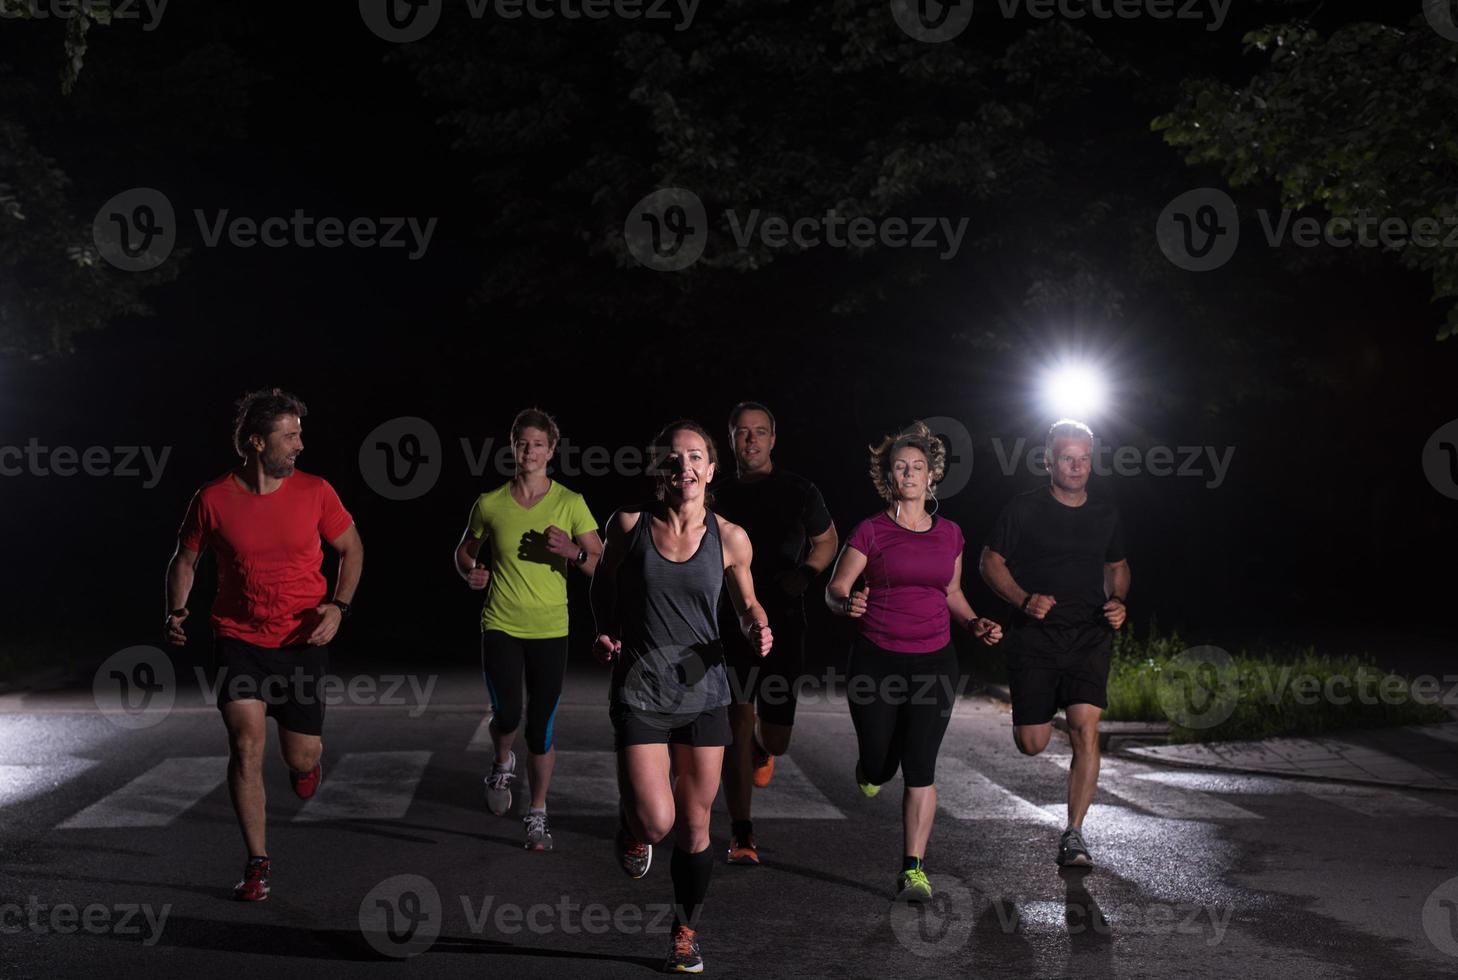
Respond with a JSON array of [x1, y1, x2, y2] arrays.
[[164, 388, 363, 901], [979, 419, 1129, 869]]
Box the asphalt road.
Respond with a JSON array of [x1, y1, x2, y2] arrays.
[[2, 663, 1456, 979]]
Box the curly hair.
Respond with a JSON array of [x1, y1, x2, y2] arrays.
[[510, 406, 561, 448], [232, 388, 308, 458], [649, 419, 719, 503], [867, 420, 946, 503]]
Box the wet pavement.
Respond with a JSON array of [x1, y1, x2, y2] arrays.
[[2, 663, 1456, 979]]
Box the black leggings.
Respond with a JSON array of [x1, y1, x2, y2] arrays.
[[847, 637, 959, 788], [481, 630, 569, 755]]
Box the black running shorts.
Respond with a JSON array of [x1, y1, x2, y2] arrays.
[[1004, 622, 1112, 727], [213, 635, 329, 736]]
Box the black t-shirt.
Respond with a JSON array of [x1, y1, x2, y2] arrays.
[[985, 487, 1126, 629], [713, 467, 833, 611]]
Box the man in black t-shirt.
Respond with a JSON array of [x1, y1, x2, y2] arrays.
[[714, 401, 838, 866], [980, 419, 1131, 870]]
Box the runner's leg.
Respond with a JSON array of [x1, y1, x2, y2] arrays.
[[522, 636, 568, 809], [670, 742, 724, 928], [1065, 702, 1103, 828], [481, 630, 525, 765], [619, 743, 676, 844], [222, 699, 268, 857]]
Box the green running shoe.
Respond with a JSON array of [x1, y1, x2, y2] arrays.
[[896, 866, 933, 903], [855, 762, 881, 798]]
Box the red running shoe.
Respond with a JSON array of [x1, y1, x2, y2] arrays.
[[290, 762, 322, 800], [233, 857, 270, 902]]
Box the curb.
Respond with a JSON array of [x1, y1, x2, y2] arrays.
[[1114, 748, 1458, 795]]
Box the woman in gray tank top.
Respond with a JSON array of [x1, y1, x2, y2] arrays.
[[589, 420, 772, 974]]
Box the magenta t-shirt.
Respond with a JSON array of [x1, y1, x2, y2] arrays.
[[844, 512, 965, 653]]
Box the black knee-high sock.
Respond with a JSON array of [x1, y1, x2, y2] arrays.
[[670, 846, 714, 929]]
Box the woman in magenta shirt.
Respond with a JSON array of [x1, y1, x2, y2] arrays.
[[826, 421, 1002, 903]]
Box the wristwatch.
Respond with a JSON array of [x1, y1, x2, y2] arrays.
[[575, 547, 588, 565], [329, 598, 352, 621]]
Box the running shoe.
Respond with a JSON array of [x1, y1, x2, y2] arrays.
[[751, 739, 775, 788], [725, 832, 760, 866], [233, 857, 270, 902], [616, 824, 653, 879], [485, 751, 516, 816], [289, 762, 322, 801], [1058, 827, 1093, 868], [524, 810, 553, 852], [665, 924, 703, 973], [854, 761, 881, 798], [895, 866, 932, 903]]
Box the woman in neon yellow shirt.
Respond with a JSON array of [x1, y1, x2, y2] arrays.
[[453, 407, 602, 851]]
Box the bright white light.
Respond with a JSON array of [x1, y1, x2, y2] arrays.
[[1042, 363, 1106, 418]]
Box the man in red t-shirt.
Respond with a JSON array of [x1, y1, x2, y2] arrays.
[[163, 388, 363, 902]]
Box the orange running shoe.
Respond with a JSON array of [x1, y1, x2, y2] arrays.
[[725, 832, 760, 866], [751, 741, 774, 788]]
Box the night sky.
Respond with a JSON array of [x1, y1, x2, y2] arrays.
[[2, 1, 1454, 675]]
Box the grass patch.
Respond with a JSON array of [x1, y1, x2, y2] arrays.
[[1105, 624, 1449, 742]]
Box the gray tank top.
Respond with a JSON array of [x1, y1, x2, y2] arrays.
[[611, 506, 732, 715]]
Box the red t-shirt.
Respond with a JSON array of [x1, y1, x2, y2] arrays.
[[179, 470, 354, 648]]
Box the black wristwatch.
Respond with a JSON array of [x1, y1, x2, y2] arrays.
[[574, 547, 588, 566], [329, 598, 352, 621]]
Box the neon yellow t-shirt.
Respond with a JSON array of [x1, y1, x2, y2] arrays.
[[467, 481, 598, 638]]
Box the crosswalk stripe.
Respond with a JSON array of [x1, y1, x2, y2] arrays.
[[711, 754, 845, 820], [0, 759, 99, 811], [1037, 754, 1263, 821], [933, 756, 1058, 823], [294, 751, 432, 822], [57, 757, 226, 829], [466, 716, 493, 752], [539, 750, 620, 815]]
